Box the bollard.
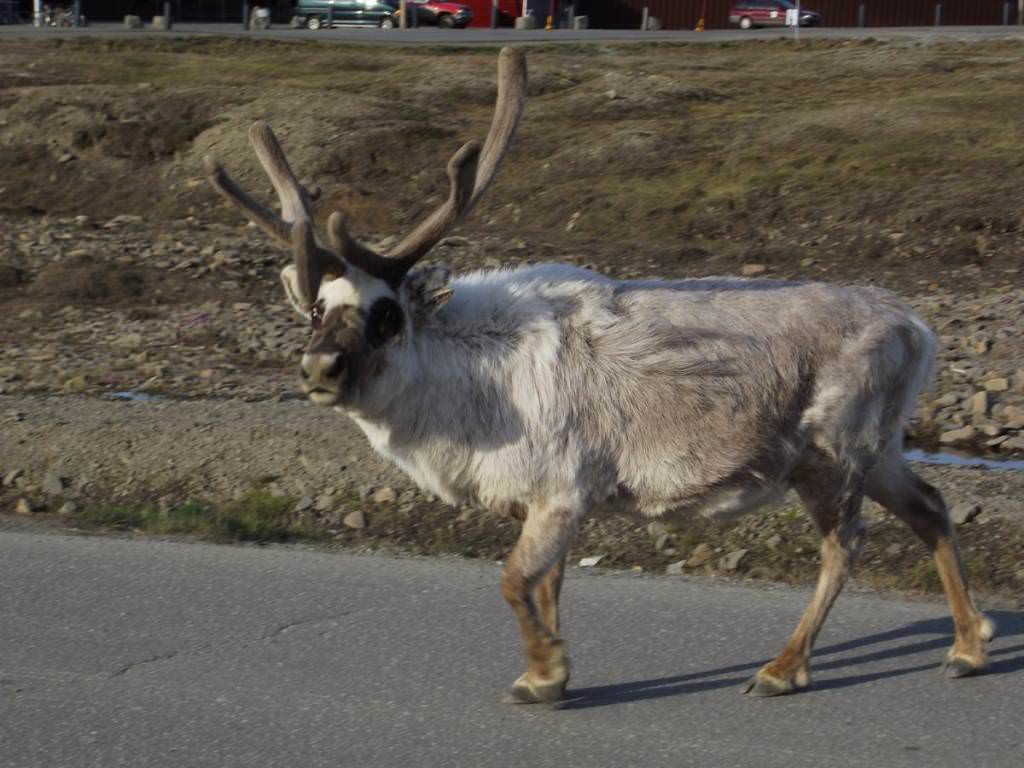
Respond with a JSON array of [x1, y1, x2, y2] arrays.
[[934, 3, 941, 26], [124, 14, 143, 28], [242, 0, 249, 30], [857, 2, 865, 27], [164, 1, 172, 29], [640, 5, 648, 31], [1004, 1, 1010, 25]]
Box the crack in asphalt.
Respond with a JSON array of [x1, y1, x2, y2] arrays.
[[103, 609, 360, 679]]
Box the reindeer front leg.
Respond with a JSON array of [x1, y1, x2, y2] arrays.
[[500, 504, 577, 705]]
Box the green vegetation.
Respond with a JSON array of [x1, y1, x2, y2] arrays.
[[74, 489, 322, 542]]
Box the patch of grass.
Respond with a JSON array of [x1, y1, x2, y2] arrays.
[[74, 489, 319, 543]]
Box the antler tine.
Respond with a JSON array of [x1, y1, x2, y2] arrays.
[[468, 46, 528, 213], [351, 141, 480, 281], [247, 122, 316, 226], [203, 155, 292, 245], [381, 46, 527, 276]]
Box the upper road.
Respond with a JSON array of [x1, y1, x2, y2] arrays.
[[3, 23, 1024, 46], [1, 529, 1021, 768]]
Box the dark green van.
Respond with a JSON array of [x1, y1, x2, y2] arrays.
[[295, 0, 398, 30]]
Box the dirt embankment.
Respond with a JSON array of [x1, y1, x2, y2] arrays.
[[1, 37, 1023, 600]]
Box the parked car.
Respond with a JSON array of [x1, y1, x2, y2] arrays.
[[730, 1, 821, 29], [295, 0, 398, 30], [392, 0, 473, 28]]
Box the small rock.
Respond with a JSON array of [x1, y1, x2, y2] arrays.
[[950, 502, 981, 526], [718, 549, 748, 572], [969, 391, 990, 417], [1002, 405, 1024, 430], [1000, 436, 1024, 452], [765, 533, 784, 551], [741, 263, 767, 277], [984, 377, 1009, 393], [933, 392, 959, 408], [293, 496, 313, 513], [42, 471, 67, 496], [885, 543, 903, 557], [579, 555, 606, 568], [58, 501, 79, 517], [939, 425, 977, 446], [654, 533, 672, 552], [63, 375, 88, 393], [646, 521, 668, 539], [3, 468, 24, 487], [685, 543, 713, 568], [14, 498, 35, 516], [342, 509, 366, 529], [665, 560, 687, 575], [314, 494, 334, 512], [371, 486, 397, 504]]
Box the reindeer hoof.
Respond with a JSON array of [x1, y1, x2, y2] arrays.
[[742, 671, 807, 697], [501, 674, 567, 705], [942, 656, 987, 679]]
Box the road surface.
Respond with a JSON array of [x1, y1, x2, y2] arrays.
[[3, 23, 1024, 46], [1, 529, 1022, 767]]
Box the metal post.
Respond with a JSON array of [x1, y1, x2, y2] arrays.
[[328, 0, 334, 28], [1005, 1, 1010, 25], [1019, 0, 1023, 26], [934, 3, 941, 26], [164, 0, 172, 28], [491, 0, 498, 29], [640, 5, 648, 31], [33, 0, 41, 25], [242, 0, 249, 29], [857, 2, 865, 27], [400, 0, 407, 29], [72, 0, 80, 25], [795, 0, 800, 40]]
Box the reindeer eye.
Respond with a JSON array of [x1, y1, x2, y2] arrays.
[[367, 298, 403, 347], [310, 303, 324, 330]]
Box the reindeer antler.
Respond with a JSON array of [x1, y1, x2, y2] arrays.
[[204, 46, 527, 295]]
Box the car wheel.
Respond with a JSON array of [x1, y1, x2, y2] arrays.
[[306, 15, 321, 30], [380, 16, 395, 29], [437, 14, 455, 28], [738, 16, 752, 29]]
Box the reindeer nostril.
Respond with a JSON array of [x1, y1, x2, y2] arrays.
[[324, 353, 346, 380]]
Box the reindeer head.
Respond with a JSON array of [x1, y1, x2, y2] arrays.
[[203, 48, 527, 407]]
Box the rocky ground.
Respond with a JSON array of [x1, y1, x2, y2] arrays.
[[1, 37, 1022, 602]]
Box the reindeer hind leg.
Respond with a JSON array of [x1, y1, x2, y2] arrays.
[[866, 458, 994, 677], [744, 460, 865, 697]]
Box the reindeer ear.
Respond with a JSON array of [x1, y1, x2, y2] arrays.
[[280, 265, 311, 319], [403, 265, 453, 318]]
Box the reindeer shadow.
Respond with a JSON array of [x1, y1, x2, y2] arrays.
[[556, 609, 1024, 711]]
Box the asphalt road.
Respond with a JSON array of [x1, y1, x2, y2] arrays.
[[3, 22, 1024, 46], [1, 530, 1022, 767]]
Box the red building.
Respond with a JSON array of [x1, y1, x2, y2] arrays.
[[576, 0, 1021, 30]]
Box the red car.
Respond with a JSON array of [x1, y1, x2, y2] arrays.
[[730, 0, 821, 29], [392, 0, 474, 27]]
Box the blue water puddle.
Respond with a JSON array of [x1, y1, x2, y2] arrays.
[[905, 449, 1024, 472], [110, 391, 164, 403]]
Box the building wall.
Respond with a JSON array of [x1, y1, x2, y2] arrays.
[[576, 1, 1021, 30]]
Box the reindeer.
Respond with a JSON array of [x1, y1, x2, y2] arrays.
[[204, 47, 994, 705]]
